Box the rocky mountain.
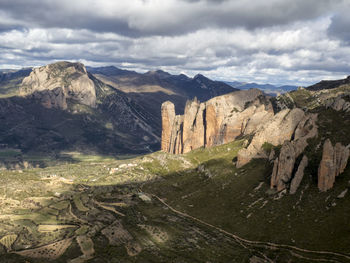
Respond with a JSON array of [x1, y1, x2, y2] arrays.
[[20, 62, 97, 108], [0, 61, 161, 155]]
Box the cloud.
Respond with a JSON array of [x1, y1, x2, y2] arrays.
[[0, 0, 343, 37], [0, 0, 349, 86]]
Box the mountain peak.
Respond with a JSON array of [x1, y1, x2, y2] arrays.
[[20, 61, 96, 108]]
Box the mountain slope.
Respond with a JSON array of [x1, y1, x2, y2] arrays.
[[0, 62, 160, 157], [307, 76, 350, 91], [89, 66, 238, 119], [226, 80, 297, 95], [0, 68, 32, 97]]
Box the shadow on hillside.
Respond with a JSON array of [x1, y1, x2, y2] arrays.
[[0, 94, 161, 166], [4, 156, 349, 262]]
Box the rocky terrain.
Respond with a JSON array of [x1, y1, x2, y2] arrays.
[[162, 75, 350, 195]]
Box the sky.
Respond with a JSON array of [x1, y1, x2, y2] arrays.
[[0, 0, 350, 86]]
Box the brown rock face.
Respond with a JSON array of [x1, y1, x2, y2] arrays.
[[237, 108, 305, 168], [169, 115, 184, 154], [161, 101, 176, 152], [318, 139, 349, 192], [161, 89, 268, 154], [290, 155, 308, 194], [268, 114, 317, 192], [270, 141, 296, 191], [183, 99, 205, 153]]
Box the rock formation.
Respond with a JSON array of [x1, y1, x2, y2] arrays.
[[269, 114, 317, 192], [161, 89, 272, 154], [182, 99, 205, 153], [324, 95, 350, 112], [270, 141, 296, 191], [236, 108, 305, 168], [290, 155, 308, 194], [318, 139, 349, 192], [161, 101, 176, 152], [20, 61, 96, 109]]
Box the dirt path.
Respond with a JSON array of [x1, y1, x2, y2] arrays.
[[151, 194, 350, 262]]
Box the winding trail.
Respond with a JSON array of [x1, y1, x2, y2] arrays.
[[150, 194, 350, 262]]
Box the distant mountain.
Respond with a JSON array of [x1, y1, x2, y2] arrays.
[[0, 62, 161, 155], [307, 76, 350, 91], [89, 66, 238, 120], [225, 81, 297, 96]]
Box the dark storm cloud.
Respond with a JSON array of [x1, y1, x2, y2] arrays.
[[328, 11, 350, 42]]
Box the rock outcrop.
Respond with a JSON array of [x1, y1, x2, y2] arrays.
[[236, 108, 305, 168], [290, 155, 308, 194], [269, 114, 317, 192], [270, 141, 296, 191], [324, 95, 350, 112], [20, 61, 96, 109], [182, 99, 205, 153], [161, 101, 176, 152], [161, 89, 272, 154], [318, 139, 349, 192]]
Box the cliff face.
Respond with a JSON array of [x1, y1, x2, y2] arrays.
[[161, 89, 271, 154], [20, 61, 96, 109], [318, 139, 349, 192]]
